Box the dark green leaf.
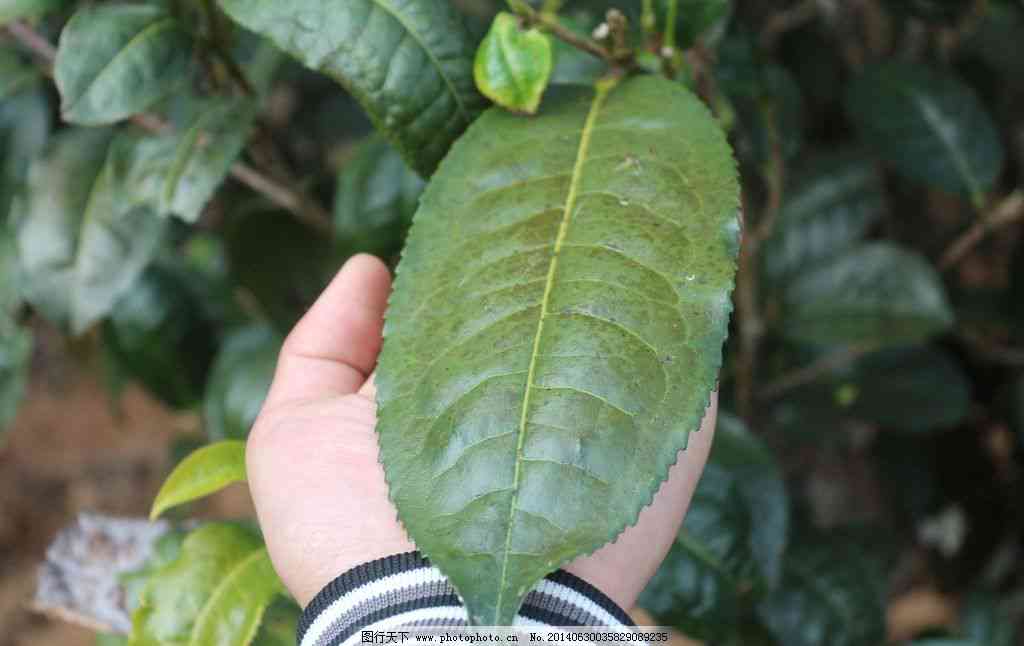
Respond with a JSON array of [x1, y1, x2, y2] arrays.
[[845, 62, 1004, 201], [549, 14, 605, 86], [225, 206, 339, 332], [217, 0, 487, 176], [762, 152, 884, 284], [126, 97, 258, 223], [14, 128, 167, 334], [0, 322, 31, 436], [884, 0, 974, 22], [130, 523, 283, 646], [474, 12, 553, 115], [334, 135, 424, 259], [717, 38, 803, 164], [639, 414, 788, 641], [0, 54, 50, 220], [0, 0, 69, 23], [151, 440, 247, 520], [657, 0, 732, 48], [103, 265, 217, 409], [757, 535, 886, 646], [962, 589, 1017, 646], [377, 76, 740, 624], [842, 347, 970, 432], [778, 242, 954, 347], [55, 4, 194, 125], [203, 324, 280, 441]]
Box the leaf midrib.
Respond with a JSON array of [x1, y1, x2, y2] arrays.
[[62, 12, 180, 116], [371, 0, 471, 121], [188, 547, 274, 646], [494, 79, 617, 622]]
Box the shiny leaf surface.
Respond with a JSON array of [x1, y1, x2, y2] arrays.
[[334, 135, 425, 259], [474, 12, 553, 115], [151, 441, 247, 520], [845, 62, 1004, 201], [14, 128, 166, 334], [778, 242, 953, 347], [639, 414, 788, 641], [130, 523, 283, 646], [762, 153, 884, 284], [55, 4, 194, 125], [378, 76, 740, 624], [203, 325, 280, 441], [757, 535, 886, 646], [216, 0, 486, 176]]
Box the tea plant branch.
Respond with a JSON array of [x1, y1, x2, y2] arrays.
[[939, 189, 1024, 271], [758, 344, 876, 401], [735, 113, 786, 419], [3, 20, 332, 235], [958, 328, 1024, 367], [198, 0, 255, 96], [507, 0, 635, 71], [761, 0, 818, 51]]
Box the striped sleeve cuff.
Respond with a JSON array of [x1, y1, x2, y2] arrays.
[[297, 552, 635, 646]]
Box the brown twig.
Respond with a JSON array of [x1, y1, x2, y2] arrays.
[[4, 21, 331, 234], [939, 190, 1024, 271], [761, 0, 819, 51], [508, 0, 634, 71], [734, 111, 786, 420], [758, 345, 875, 401]]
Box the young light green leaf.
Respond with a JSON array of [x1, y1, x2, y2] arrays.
[[474, 12, 553, 115], [377, 76, 740, 624], [762, 152, 884, 284], [203, 325, 281, 441], [334, 135, 425, 259], [150, 441, 247, 520], [845, 62, 1004, 202], [639, 414, 788, 642], [216, 0, 487, 177], [778, 242, 954, 347], [130, 523, 283, 646], [14, 128, 167, 334], [757, 535, 886, 646], [55, 4, 193, 125], [0, 0, 69, 24]]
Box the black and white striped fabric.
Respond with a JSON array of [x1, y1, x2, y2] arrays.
[[297, 552, 635, 646]]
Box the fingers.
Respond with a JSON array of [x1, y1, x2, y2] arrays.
[[264, 254, 391, 409], [563, 392, 719, 610]]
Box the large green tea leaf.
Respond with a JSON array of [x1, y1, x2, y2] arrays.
[[217, 0, 486, 176], [778, 242, 953, 347], [0, 52, 49, 221], [378, 75, 740, 624], [55, 4, 194, 125], [845, 62, 1004, 202], [757, 535, 886, 646], [762, 152, 884, 284], [203, 324, 280, 441], [334, 135, 425, 260], [130, 523, 283, 646], [14, 128, 166, 334], [639, 414, 788, 642]]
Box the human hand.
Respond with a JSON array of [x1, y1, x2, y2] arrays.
[[247, 254, 718, 610]]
